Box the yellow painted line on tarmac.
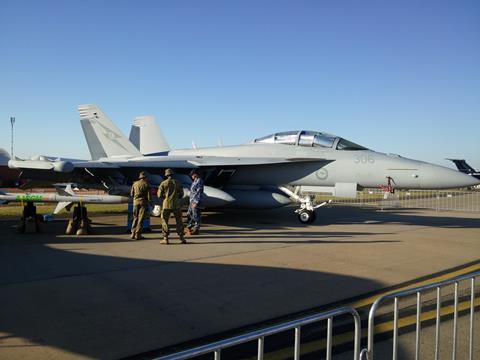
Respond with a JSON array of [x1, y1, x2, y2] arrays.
[[254, 298, 480, 360], [349, 263, 480, 309], [373, 297, 479, 334], [244, 263, 480, 360]]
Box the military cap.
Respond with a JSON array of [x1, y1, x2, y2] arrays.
[[165, 168, 174, 176], [138, 171, 147, 179]]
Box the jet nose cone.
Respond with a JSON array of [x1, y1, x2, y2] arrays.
[[420, 164, 480, 189]]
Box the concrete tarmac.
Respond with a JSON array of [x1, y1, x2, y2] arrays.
[[0, 205, 479, 359]]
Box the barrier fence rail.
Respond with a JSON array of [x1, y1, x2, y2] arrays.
[[360, 270, 479, 360], [155, 307, 361, 360], [158, 271, 479, 360], [316, 189, 480, 212]]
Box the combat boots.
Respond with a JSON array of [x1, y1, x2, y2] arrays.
[[184, 228, 199, 236]]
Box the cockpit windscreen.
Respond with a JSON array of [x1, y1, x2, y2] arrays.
[[253, 130, 368, 150], [336, 138, 367, 150]]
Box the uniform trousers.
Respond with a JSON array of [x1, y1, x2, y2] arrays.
[[161, 208, 184, 238], [187, 203, 201, 231], [131, 204, 147, 237]]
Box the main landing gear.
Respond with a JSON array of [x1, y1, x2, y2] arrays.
[[279, 187, 332, 224]]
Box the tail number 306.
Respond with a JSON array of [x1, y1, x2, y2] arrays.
[[354, 155, 375, 164]]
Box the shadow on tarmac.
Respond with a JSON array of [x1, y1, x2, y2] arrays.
[[0, 220, 409, 359], [203, 205, 480, 229], [1, 204, 475, 358]]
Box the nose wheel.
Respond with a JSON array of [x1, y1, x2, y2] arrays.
[[279, 186, 332, 225], [298, 210, 316, 224]]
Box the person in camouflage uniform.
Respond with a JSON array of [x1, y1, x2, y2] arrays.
[[185, 169, 204, 235], [130, 171, 151, 240], [157, 168, 186, 244]]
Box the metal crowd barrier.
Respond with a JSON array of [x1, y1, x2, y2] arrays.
[[360, 270, 479, 360], [155, 306, 361, 360], [155, 271, 478, 360], [316, 189, 480, 212]]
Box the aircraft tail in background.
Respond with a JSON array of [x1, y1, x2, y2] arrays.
[[78, 104, 142, 160], [447, 159, 480, 180]]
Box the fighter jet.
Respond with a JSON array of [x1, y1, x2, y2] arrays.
[[8, 104, 479, 223]]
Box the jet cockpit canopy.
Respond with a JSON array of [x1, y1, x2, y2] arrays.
[[253, 130, 368, 150]]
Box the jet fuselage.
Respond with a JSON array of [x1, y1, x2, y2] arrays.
[[169, 143, 479, 190]]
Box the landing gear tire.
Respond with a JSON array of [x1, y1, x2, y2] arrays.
[[298, 210, 316, 224]]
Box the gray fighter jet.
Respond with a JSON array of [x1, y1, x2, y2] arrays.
[[8, 104, 479, 223]]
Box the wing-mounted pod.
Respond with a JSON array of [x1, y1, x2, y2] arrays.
[[8, 159, 74, 173]]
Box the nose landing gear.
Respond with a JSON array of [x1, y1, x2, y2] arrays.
[[279, 186, 332, 224], [297, 209, 317, 224]]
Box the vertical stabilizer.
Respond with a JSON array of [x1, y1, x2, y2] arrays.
[[78, 104, 142, 160], [129, 115, 170, 155], [447, 159, 477, 173], [447, 158, 480, 180]]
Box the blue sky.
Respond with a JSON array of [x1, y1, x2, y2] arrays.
[[1, 0, 479, 169]]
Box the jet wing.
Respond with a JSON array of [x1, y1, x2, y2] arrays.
[[188, 157, 325, 167], [9, 155, 329, 172], [122, 156, 327, 168], [8, 159, 120, 171], [8, 155, 332, 191]]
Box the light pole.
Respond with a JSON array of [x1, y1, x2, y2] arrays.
[[10, 117, 15, 158]]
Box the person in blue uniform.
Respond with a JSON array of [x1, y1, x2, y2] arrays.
[[185, 170, 204, 235]]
